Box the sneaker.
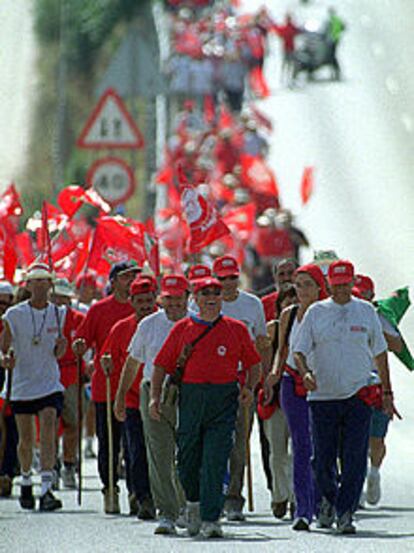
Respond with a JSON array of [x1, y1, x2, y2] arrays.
[[317, 497, 335, 529], [84, 442, 97, 459], [292, 517, 310, 531], [366, 471, 381, 505], [0, 475, 12, 497], [185, 501, 202, 536], [175, 508, 187, 529], [103, 488, 120, 514], [271, 499, 288, 519], [19, 485, 35, 510], [200, 521, 223, 539], [226, 508, 245, 522], [39, 490, 63, 512], [336, 511, 356, 534], [154, 517, 176, 535], [61, 466, 76, 489], [137, 496, 156, 520], [129, 493, 138, 516]]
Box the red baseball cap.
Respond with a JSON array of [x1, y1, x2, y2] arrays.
[[188, 264, 212, 282], [213, 255, 240, 278], [75, 273, 97, 290], [353, 274, 375, 298], [193, 277, 223, 295], [130, 275, 158, 296], [160, 274, 189, 297], [328, 260, 355, 286]]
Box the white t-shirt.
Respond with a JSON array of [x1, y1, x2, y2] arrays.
[[294, 297, 387, 401], [4, 301, 66, 401], [128, 309, 184, 381], [221, 290, 267, 340]]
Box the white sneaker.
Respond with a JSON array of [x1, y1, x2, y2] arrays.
[[366, 471, 381, 505], [62, 466, 76, 489], [154, 518, 176, 535], [200, 521, 223, 538], [175, 508, 187, 529], [185, 501, 201, 536], [226, 509, 245, 521]]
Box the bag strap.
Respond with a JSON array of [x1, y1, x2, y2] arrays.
[[173, 315, 223, 382], [285, 304, 299, 347]]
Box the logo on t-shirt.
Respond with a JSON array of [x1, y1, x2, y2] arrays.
[[217, 345, 227, 356], [350, 326, 367, 332]]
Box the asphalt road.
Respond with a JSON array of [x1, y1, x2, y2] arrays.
[[1, 0, 414, 552]]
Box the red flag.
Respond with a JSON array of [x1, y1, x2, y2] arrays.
[[181, 184, 230, 253], [40, 202, 53, 269], [3, 233, 18, 283], [0, 184, 23, 219], [300, 166, 314, 205], [240, 154, 279, 197], [222, 203, 256, 243], [57, 185, 111, 218], [87, 216, 146, 276], [249, 104, 273, 131], [15, 232, 35, 268]]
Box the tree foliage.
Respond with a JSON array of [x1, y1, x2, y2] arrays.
[[34, 0, 151, 75]]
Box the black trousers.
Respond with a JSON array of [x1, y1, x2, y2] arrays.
[[95, 401, 123, 489]]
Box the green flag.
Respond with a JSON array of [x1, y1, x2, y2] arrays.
[[376, 287, 414, 372]]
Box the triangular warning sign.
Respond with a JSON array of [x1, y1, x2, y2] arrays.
[[77, 88, 145, 150]]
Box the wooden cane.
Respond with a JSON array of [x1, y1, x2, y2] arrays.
[[105, 373, 115, 509], [76, 354, 83, 506], [0, 372, 12, 469], [244, 404, 254, 512]]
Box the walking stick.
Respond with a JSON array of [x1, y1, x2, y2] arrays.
[[244, 404, 254, 512], [105, 373, 115, 510], [0, 368, 12, 469], [76, 354, 83, 506]]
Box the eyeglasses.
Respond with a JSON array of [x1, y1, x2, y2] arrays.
[[217, 275, 238, 281], [200, 289, 222, 297]]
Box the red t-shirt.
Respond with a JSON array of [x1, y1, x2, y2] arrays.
[[100, 314, 143, 408], [59, 307, 85, 388], [75, 295, 134, 402], [261, 291, 279, 323], [154, 316, 261, 384]]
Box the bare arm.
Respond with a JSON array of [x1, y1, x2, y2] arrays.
[[0, 321, 12, 354], [113, 355, 140, 421], [293, 351, 317, 391], [384, 332, 403, 354]]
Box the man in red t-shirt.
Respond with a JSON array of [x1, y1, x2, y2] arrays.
[[100, 275, 157, 519], [73, 261, 140, 513], [261, 258, 298, 322], [50, 279, 85, 490], [151, 277, 261, 539]]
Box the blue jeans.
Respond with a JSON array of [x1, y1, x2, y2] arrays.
[[124, 407, 151, 501], [309, 396, 372, 517]]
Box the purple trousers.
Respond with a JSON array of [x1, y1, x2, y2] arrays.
[[281, 375, 315, 522]]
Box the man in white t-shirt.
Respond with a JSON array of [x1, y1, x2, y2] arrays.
[[212, 255, 268, 521], [114, 274, 189, 536], [293, 260, 396, 534], [1, 263, 67, 512]]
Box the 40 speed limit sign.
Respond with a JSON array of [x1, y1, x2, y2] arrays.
[[86, 157, 136, 207]]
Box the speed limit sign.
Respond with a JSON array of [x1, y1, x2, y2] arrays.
[[86, 157, 136, 206]]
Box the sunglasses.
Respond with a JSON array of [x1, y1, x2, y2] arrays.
[[200, 289, 222, 297], [217, 275, 238, 281]]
